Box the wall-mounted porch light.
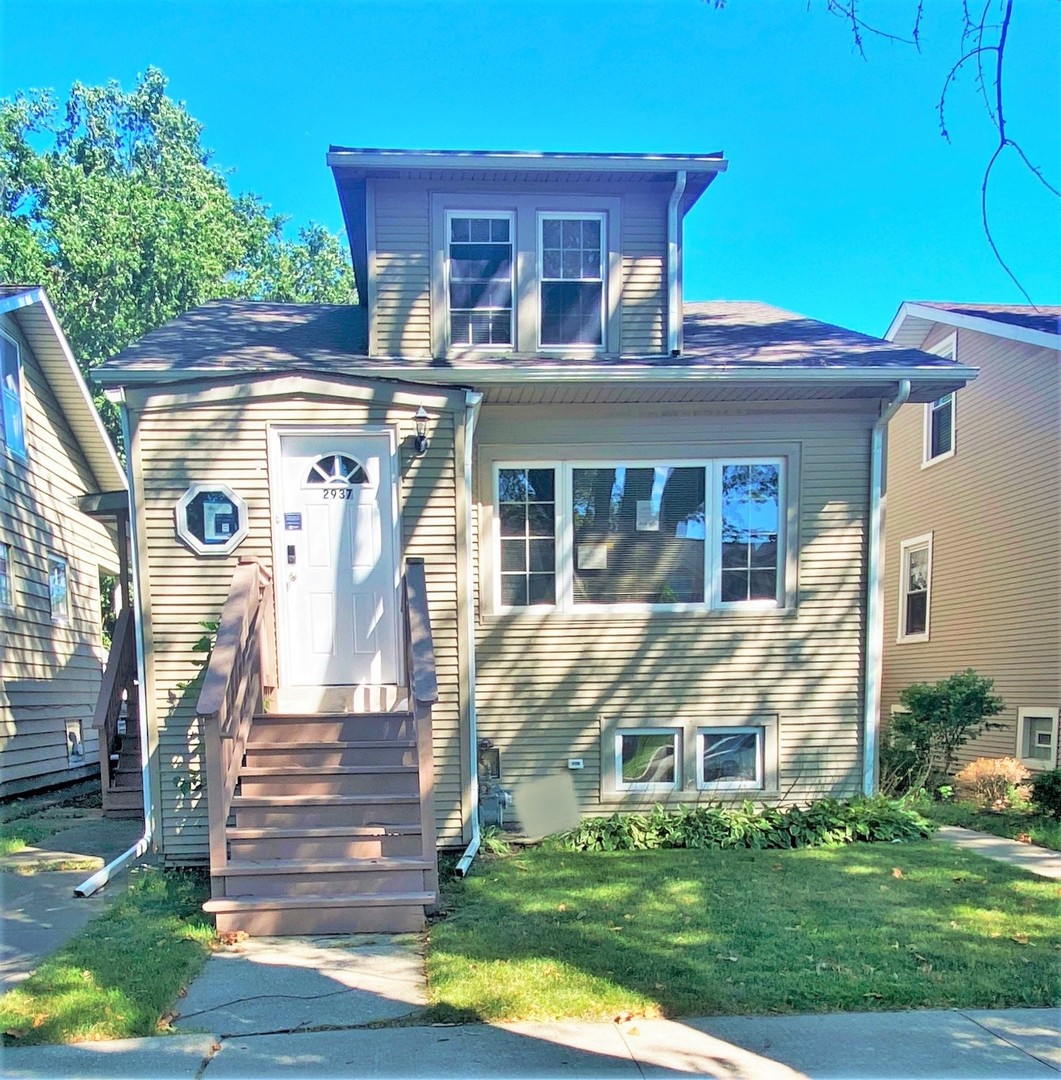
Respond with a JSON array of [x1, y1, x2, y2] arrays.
[[413, 406, 430, 456]]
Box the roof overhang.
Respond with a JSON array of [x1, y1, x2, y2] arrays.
[[887, 302, 1061, 351], [0, 287, 126, 492]]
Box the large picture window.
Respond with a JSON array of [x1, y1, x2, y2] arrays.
[[447, 214, 514, 347], [1, 328, 27, 459], [493, 458, 786, 611], [538, 214, 604, 347]]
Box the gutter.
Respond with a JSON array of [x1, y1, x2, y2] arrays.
[[862, 378, 911, 796], [454, 390, 484, 878], [667, 170, 687, 356], [76, 392, 153, 896]]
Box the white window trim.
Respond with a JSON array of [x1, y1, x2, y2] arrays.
[[0, 324, 28, 463], [490, 456, 788, 615], [444, 210, 516, 354], [613, 727, 681, 792], [536, 211, 607, 354], [1016, 706, 1059, 770], [0, 541, 13, 610], [429, 192, 621, 358], [896, 532, 932, 643], [48, 553, 70, 625], [922, 332, 957, 468], [697, 725, 765, 791]]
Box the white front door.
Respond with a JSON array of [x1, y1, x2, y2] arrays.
[[276, 432, 400, 688]]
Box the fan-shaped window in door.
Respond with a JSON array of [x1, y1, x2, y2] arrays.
[[305, 454, 369, 486]]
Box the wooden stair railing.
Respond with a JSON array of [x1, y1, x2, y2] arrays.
[[93, 608, 138, 814], [403, 557, 439, 908], [198, 560, 277, 896]]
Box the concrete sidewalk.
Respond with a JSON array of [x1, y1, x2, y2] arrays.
[[3, 1008, 1059, 1079], [935, 826, 1061, 879]]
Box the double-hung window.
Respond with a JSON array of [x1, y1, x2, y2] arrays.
[[493, 457, 785, 611], [897, 534, 931, 641], [447, 214, 514, 347], [924, 393, 954, 463], [1, 327, 27, 459], [539, 214, 604, 347]]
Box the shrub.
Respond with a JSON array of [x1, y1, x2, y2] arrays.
[[1031, 769, 1061, 821], [882, 670, 1005, 794], [953, 757, 1030, 809], [557, 797, 934, 852]]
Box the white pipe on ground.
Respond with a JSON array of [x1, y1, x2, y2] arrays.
[[862, 378, 911, 796], [76, 391, 153, 897]]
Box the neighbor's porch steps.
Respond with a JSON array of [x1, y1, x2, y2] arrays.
[[203, 709, 437, 935], [102, 691, 143, 819]]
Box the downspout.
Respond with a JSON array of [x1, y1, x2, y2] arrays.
[[454, 389, 485, 877], [667, 170, 687, 356], [76, 391, 153, 896], [862, 378, 911, 796]]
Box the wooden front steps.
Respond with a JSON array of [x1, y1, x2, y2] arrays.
[[204, 710, 438, 935]]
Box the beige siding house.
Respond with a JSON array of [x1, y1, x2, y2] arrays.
[[1, 287, 126, 797], [96, 149, 974, 934], [882, 302, 1061, 773]]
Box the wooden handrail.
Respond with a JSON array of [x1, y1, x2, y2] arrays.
[[93, 608, 137, 798], [199, 560, 275, 892], [404, 557, 439, 908]]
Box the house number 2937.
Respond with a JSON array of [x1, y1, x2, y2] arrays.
[[322, 488, 353, 500]]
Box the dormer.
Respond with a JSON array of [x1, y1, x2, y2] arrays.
[[328, 148, 727, 360]]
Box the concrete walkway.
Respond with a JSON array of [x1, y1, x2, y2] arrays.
[[935, 826, 1061, 879], [3, 1008, 1059, 1078]]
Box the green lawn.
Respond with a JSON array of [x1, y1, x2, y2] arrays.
[[914, 798, 1061, 852], [426, 840, 1060, 1023], [0, 867, 214, 1045]]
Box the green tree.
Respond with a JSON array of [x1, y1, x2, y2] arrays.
[[0, 68, 356, 437]]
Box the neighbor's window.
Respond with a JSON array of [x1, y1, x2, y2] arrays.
[[1017, 707, 1058, 768], [539, 214, 604, 347], [615, 729, 679, 791], [498, 467, 556, 607], [49, 555, 70, 624], [0, 542, 12, 608], [573, 465, 705, 604], [1, 328, 27, 459], [719, 463, 781, 604], [448, 214, 514, 347], [898, 534, 931, 641], [698, 726, 764, 790], [924, 393, 955, 464]]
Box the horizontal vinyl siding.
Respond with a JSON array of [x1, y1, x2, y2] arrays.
[[620, 187, 667, 354], [372, 185, 432, 357], [881, 325, 1061, 769], [0, 316, 115, 794], [473, 401, 874, 819], [133, 393, 463, 864]]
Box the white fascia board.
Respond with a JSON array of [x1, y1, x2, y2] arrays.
[[889, 302, 1060, 351], [96, 362, 978, 392], [34, 292, 127, 491], [0, 287, 43, 315], [326, 149, 728, 175]]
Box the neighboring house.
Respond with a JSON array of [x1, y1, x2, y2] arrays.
[[0, 287, 127, 798], [95, 148, 973, 934], [882, 302, 1060, 774]]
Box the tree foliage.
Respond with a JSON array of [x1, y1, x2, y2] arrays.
[[0, 68, 356, 396]]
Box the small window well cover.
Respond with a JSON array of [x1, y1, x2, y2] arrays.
[[306, 454, 368, 486], [175, 482, 248, 556]]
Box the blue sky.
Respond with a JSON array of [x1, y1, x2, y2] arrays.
[[2, 0, 1058, 337]]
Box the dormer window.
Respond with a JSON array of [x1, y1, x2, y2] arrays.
[[539, 214, 604, 347], [447, 213, 514, 347]]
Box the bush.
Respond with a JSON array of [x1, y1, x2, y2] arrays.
[[882, 670, 1005, 794], [1031, 769, 1061, 821], [953, 757, 1030, 809], [558, 797, 934, 852]]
